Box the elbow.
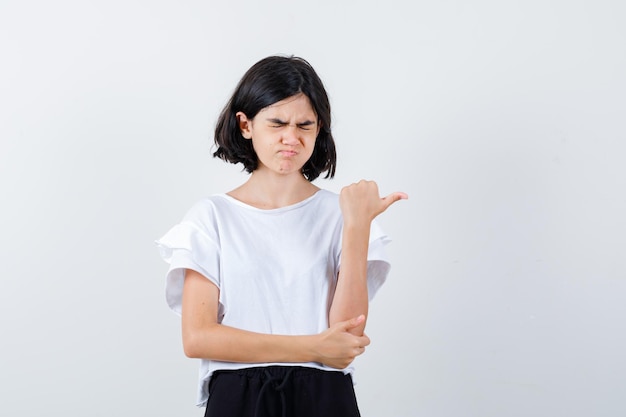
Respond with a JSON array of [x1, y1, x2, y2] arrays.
[[182, 335, 201, 358], [183, 345, 199, 359], [182, 322, 222, 359], [182, 329, 211, 359]]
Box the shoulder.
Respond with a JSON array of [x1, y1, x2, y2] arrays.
[[304, 189, 343, 223], [312, 189, 339, 206], [297, 189, 339, 216], [180, 195, 234, 228]]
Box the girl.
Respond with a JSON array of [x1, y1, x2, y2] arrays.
[[157, 55, 407, 417]]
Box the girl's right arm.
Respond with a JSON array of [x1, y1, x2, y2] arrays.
[[181, 269, 370, 369]]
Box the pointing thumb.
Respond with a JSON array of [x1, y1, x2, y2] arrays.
[[382, 192, 409, 210]]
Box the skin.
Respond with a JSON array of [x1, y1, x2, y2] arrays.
[[181, 93, 408, 368]]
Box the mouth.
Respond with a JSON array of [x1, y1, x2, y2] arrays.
[[279, 150, 298, 157]]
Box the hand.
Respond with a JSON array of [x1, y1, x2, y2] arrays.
[[340, 180, 408, 226], [312, 315, 371, 369]]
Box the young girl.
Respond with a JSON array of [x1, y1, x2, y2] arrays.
[[157, 55, 407, 417]]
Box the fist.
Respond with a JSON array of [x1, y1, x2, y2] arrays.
[[340, 180, 407, 225]]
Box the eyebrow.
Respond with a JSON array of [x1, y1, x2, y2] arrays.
[[266, 118, 317, 127]]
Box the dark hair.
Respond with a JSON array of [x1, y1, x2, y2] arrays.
[[213, 55, 336, 181]]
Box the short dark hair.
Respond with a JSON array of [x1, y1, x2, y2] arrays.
[[213, 55, 336, 181]]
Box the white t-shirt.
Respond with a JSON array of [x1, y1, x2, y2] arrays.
[[156, 189, 391, 406]]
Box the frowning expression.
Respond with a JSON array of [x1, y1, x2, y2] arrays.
[[237, 93, 320, 177]]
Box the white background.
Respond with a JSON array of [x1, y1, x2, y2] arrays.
[[1, 1, 625, 416]]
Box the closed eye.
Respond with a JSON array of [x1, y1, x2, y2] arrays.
[[266, 118, 316, 130], [297, 121, 316, 130], [267, 118, 287, 128]]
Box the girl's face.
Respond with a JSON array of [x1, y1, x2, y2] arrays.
[[237, 93, 320, 177]]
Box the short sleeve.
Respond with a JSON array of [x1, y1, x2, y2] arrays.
[[155, 221, 221, 315], [365, 219, 392, 300]]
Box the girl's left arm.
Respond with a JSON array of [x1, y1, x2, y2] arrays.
[[329, 180, 407, 336]]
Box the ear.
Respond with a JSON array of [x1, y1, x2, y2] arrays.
[[236, 111, 252, 139]]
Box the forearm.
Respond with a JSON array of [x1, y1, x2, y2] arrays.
[[329, 222, 371, 336], [183, 322, 316, 363], [183, 320, 368, 370], [182, 268, 366, 368]]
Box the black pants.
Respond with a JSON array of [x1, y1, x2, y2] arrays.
[[204, 366, 361, 417]]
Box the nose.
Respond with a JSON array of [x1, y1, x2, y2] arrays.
[[281, 125, 300, 145]]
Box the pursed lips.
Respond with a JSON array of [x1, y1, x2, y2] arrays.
[[278, 149, 298, 157]]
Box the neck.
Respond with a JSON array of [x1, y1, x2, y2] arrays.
[[228, 169, 319, 209]]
